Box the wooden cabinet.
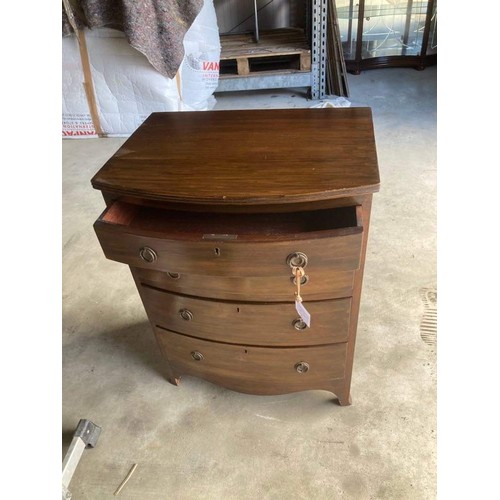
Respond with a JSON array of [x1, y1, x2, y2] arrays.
[[92, 108, 380, 405], [337, 0, 437, 73]]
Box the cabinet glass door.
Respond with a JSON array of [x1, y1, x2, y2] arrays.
[[336, 0, 360, 61], [361, 0, 428, 58], [426, 1, 437, 56], [336, 0, 436, 72]]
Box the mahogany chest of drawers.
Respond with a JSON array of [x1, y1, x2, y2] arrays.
[[92, 108, 380, 406]]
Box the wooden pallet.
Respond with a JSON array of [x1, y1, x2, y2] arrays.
[[220, 28, 311, 77]]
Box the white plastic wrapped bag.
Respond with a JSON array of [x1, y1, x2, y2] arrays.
[[62, 29, 183, 137], [178, 0, 221, 111], [62, 0, 221, 137], [311, 97, 351, 108]]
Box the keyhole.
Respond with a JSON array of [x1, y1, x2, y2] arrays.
[[237, 307, 240, 313], [214, 247, 221, 256]]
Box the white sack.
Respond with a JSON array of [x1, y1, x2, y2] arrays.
[[62, 0, 221, 137]]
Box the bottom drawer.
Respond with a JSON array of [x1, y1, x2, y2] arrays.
[[156, 326, 347, 395]]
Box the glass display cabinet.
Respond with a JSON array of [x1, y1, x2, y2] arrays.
[[336, 0, 436, 73]]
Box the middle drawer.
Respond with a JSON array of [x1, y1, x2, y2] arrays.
[[139, 285, 351, 346]]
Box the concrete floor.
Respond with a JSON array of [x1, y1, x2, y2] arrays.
[[63, 66, 436, 499]]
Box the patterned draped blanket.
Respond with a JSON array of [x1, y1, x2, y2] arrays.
[[62, 0, 204, 78]]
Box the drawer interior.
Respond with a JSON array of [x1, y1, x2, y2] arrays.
[[100, 201, 362, 241]]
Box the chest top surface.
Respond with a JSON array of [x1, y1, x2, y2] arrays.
[[91, 108, 380, 206]]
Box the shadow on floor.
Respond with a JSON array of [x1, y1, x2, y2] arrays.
[[63, 321, 172, 383], [96, 321, 171, 379]]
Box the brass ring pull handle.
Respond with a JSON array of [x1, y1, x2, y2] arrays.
[[179, 309, 193, 321], [295, 361, 310, 374], [167, 272, 180, 280], [139, 246, 157, 263], [290, 274, 309, 286], [191, 351, 204, 361], [292, 319, 307, 331], [286, 252, 308, 268]]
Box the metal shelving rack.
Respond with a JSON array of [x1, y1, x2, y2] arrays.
[[216, 0, 328, 99]]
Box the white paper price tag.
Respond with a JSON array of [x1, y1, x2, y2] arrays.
[[295, 300, 311, 327]]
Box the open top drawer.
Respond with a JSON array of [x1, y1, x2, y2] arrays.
[[94, 202, 363, 277]]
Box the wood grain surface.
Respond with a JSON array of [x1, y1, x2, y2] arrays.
[[140, 285, 351, 346], [94, 202, 363, 276], [156, 326, 348, 395], [95, 225, 362, 277], [91, 109, 380, 404], [220, 29, 310, 59], [133, 267, 355, 302], [102, 192, 369, 214], [100, 201, 360, 241], [91, 108, 380, 206]]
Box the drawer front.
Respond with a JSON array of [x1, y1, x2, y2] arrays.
[[94, 202, 363, 277], [95, 225, 362, 277], [133, 267, 354, 302], [141, 286, 351, 346], [156, 327, 347, 395]]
